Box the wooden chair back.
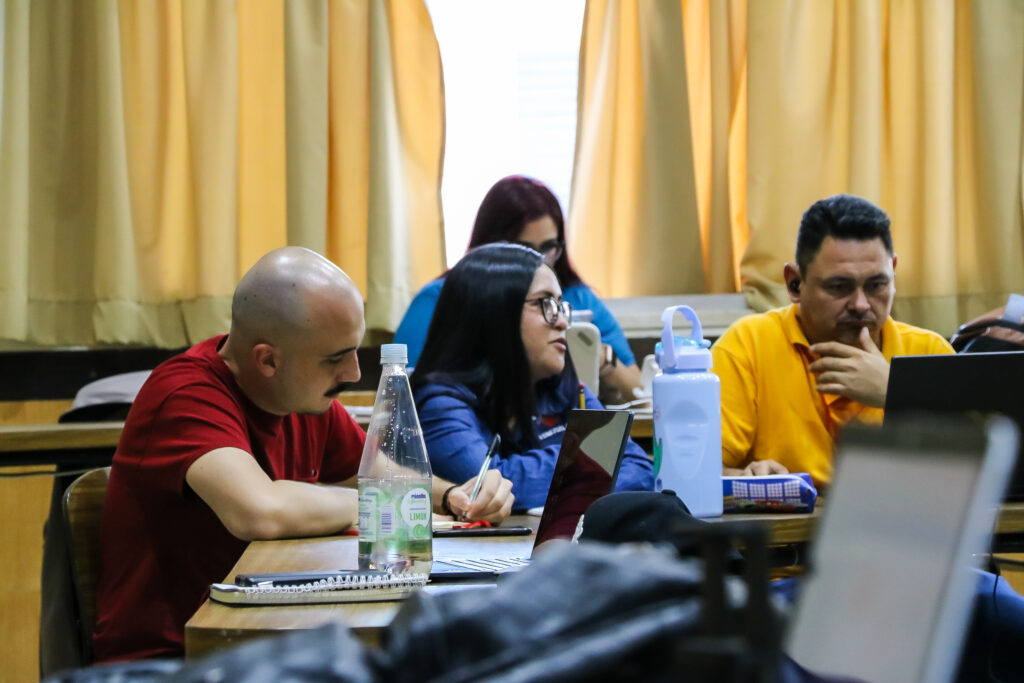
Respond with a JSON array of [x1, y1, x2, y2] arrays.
[[62, 467, 110, 662]]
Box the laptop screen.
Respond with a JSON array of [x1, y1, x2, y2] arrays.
[[885, 351, 1024, 500], [786, 417, 1016, 682], [428, 409, 635, 581], [533, 409, 634, 549]]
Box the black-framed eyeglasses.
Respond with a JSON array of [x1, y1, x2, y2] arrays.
[[524, 296, 572, 326], [516, 239, 564, 265]]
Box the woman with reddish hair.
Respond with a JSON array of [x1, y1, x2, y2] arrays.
[[395, 175, 642, 402]]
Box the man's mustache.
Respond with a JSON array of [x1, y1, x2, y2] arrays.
[[837, 315, 877, 326], [324, 382, 354, 397]]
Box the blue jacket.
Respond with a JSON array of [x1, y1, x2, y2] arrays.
[[414, 378, 654, 511], [395, 278, 637, 368]]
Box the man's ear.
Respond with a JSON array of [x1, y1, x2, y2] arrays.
[[891, 253, 898, 272], [783, 263, 802, 303], [251, 343, 279, 378]]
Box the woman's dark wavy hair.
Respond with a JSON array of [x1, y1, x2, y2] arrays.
[[411, 243, 577, 450], [468, 175, 583, 288]]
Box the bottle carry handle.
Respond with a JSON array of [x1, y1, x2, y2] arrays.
[[660, 305, 704, 371]]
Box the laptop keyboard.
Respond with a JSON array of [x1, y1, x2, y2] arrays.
[[437, 557, 530, 572]]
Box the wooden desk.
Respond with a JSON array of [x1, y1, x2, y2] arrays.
[[0, 404, 654, 467], [180, 508, 834, 658], [705, 507, 822, 546], [0, 422, 124, 467], [630, 415, 652, 439], [705, 502, 1024, 546], [185, 517, 537, 658], [184, 503, 1024, 658], [0, 391, 378, 468]]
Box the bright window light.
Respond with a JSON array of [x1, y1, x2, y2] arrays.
[[426, 0, 586, 267]]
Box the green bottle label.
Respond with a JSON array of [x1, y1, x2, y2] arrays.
[[401, 487, 432, 540]]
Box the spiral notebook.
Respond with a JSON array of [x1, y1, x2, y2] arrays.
[[209, 569, 428, 606]]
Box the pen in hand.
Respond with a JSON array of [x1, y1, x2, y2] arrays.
[[466, 434, 501, 518]]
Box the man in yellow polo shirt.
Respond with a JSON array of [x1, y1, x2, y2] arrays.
[[712, 195, 953, 486]]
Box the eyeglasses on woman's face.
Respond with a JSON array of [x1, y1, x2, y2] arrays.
[[515, 239, 564, 266], [524, 295, 572, 326]]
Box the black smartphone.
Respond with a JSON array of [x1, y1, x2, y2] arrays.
[[432, 525, 533, 538]]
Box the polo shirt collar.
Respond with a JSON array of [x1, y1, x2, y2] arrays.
[[780, 304, 813, 351]]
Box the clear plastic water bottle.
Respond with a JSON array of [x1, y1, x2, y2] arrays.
[[358, 344, 433, 573], [652, 306, 723, 517]]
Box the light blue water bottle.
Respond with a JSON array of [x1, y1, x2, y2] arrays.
[[653, 305, 723, 517]]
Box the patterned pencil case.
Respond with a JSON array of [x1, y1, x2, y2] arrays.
[[723, 473, 817, 513]]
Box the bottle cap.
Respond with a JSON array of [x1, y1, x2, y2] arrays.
[[657, 306, 712, 371], [379, 343, 408, 365], [655, 336, 712, 371]]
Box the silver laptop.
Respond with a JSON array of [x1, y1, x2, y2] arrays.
[[430, 409, 634, 582], [786, 416, 1017, 682]]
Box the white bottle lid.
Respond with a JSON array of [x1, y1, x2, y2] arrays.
[[380, 343, 408, 365], [658, 306, 712, 371], [655, 337, 712, 371]]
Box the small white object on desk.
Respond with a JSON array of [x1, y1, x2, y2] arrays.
[[343, 405, 374, 419]]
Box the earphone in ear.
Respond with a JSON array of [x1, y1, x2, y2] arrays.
[[788, 279, 801, 293]]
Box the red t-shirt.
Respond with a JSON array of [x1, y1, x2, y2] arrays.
[[92, 335, 365, 662]]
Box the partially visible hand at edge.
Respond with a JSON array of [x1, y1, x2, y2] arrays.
[[723, 459, 789, 477]]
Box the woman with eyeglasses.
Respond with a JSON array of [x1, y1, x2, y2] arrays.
[[409, 244, 654, 510], [394, 175, 643, 403]]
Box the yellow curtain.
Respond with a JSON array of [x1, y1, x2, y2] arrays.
[[569, 0, 705, 297], [574, 0, 1024, 336], [743, 0, 1024, 335], [684, 0, 748, 293], [570, 0, 747, 296], [0, 0, 444, 347]]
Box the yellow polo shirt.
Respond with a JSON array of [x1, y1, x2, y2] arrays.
[[711, 305, 953, 486]]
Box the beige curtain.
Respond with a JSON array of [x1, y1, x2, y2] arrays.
[[569, 0, 705, 297], [570, 0, 747, 296], [573, 0, 1024, 336], [744, 0, 1024, 335], [0, 0, 444, 348], [684, 0, 748, 293]]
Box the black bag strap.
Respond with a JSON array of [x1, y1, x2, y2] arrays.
[[955, 317, 1024, 339], [952, 319, 1024, 352], [951, 293, 1024, 352]]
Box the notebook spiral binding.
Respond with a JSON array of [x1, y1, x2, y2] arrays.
[[210, 572, 429, 605]]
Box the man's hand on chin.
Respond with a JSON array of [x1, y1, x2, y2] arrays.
[[808, 326, 890, 407]]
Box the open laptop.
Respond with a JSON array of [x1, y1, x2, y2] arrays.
[[786, 415, 1017, 682], [430, 409, 634, 582], [885, 350, 1024, 501]]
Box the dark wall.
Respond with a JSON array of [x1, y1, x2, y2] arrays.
[[0, 346, 384, 401], [0, 348, 182, 401], [0, 336, 689, 403]]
